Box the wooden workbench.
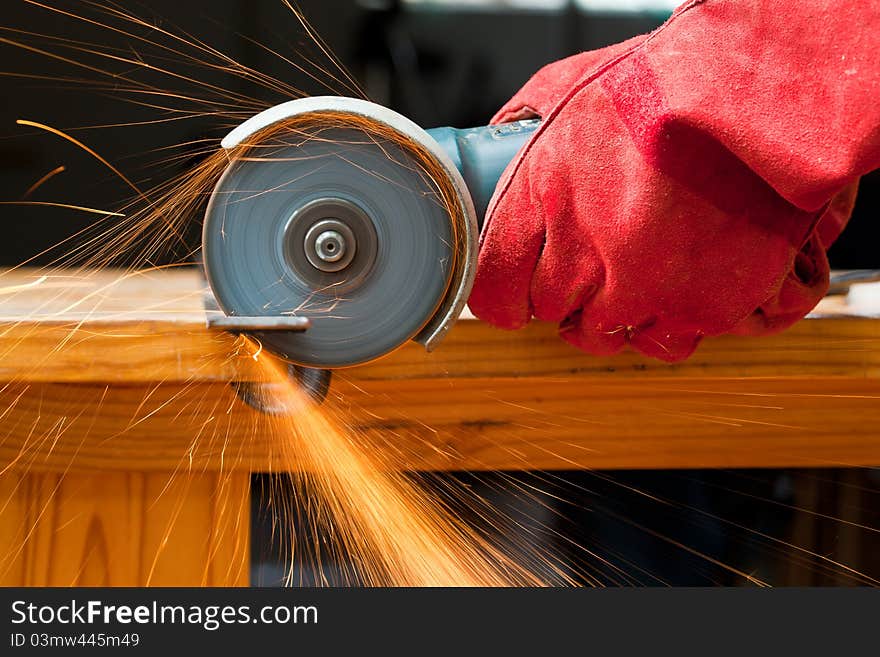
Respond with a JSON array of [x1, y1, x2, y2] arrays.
[[0, 268, 878, 585]]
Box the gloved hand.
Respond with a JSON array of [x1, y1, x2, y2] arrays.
[[469, 0, 878, 361]]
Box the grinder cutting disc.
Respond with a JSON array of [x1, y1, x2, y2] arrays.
[[203, 105, 461, 369]]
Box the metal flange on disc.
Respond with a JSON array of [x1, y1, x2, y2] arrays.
[[203, 98, 474, 369]]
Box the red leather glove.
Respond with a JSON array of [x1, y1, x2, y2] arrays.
[[470, 0, 879, 361]]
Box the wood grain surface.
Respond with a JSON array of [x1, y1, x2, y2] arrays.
[[0, 470, 249, 586], [0, 268, 877, 384], [0, 267, 876, 471]]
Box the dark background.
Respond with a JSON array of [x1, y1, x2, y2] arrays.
[[2, 0, 878, 268], [1, 0, 878, 585]]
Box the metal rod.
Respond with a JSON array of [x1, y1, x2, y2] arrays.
[[206, 315, 311, 332], [828, 269, 880, 295]]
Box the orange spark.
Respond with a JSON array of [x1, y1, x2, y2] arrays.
[[22, 165, 65, 198], [0, 201, 124, 217]]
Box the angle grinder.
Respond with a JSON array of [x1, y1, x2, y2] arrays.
[[202, 96, 538, 405]]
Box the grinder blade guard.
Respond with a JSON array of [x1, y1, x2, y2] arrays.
[[202, 97, 479, 376]]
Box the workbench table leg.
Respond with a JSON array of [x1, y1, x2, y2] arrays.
[[0, 471, 250, 586]]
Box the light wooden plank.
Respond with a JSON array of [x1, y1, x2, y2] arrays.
[[0, 268, 877, 384], [0, 269, 250, 384], [0, 268, 876, 471], [0, 376, 876, 471]]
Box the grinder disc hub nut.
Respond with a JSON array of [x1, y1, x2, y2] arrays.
[[315, 230, 344, 262], [304, 220, 356, 271], [282, 197, 379, 293]]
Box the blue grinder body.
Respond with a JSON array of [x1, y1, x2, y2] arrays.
[[426, 119, 540, 224]]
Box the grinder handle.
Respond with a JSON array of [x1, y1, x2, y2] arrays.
[[426, 119, 540, 227]]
